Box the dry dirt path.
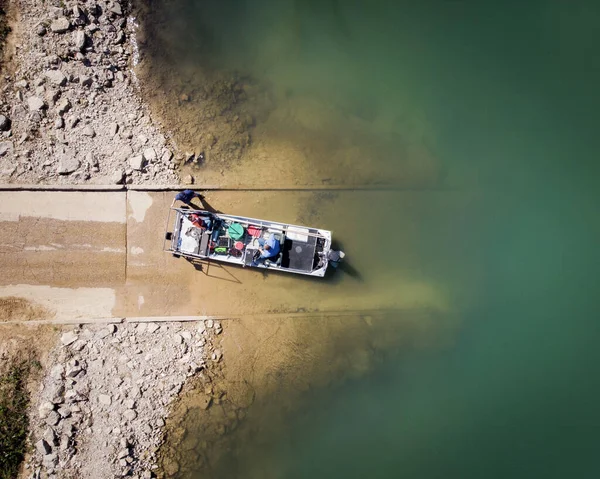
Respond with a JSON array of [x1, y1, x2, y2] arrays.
[[0, 191, 126, 321]]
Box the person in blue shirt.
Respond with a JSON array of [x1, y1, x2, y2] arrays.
[[172, 189, 203, 207], [252, 234, 280, 266]]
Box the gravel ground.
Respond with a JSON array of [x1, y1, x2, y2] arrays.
[[0, 0, 182, 186], [26, 320, 223, 479]]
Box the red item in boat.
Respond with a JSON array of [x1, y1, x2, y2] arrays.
[[247, 225, 262, 237], [189, 214, 204, 229]]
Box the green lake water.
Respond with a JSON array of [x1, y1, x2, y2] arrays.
[[141, 0, 600, 477]]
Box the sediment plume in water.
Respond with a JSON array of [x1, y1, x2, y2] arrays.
[[159, 308, 461, 478], [132, 1, 482, 478], [134, 1, 600, 478], [133, 0, 443, 189]]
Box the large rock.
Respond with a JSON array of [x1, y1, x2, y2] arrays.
[[111, 169, 125, 184], [70, 339, 87, 351], [81, 125, 95, 137], [66, 362, 83, 377], [143, 147, 156, 162], [43, 428, 58, 446], [49, 364, 64, 380], [180, 331, 192, 341], [109, 3, 123, 16], [42, 453, 58, 467], [0, 115, 10, 131], [0, 141, 14, 157], [38, 401, 55, 419], [50, 17, 70, 33], [117, 448, 130, 459], [45, 70, 67, 86], [183, 174, 194, 185], [35, 439, 52, 456], [57, 157, 80, 175], [114, 31, 125, 45], [147, 322, 159, 333], [73, 30, 87, 50], [27, 96, 45, 112], [55, 97, 71, 115], [72, 6, 87, 26], [57, 405, 71, 418], [58, 435, 70, 453], [95, 328, 111, 339], [45, 410, 61, 427], [64, 390, 79, 403], [60, 331, 78, 345], [128, 155, 145, 170], [47, 382, 65, 404], [123, 409, 137, 421], [98, 394, 112, 406]]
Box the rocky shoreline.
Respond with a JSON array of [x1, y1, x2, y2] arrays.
[[0, 1, 238, 478], [0, 0, 182, 185], [26, 320, 223, 479]]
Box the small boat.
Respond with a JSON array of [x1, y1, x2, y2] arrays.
[[164, 207, 345, 277]]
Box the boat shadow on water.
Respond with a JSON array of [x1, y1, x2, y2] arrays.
[[328, 239, 363, 282], [188, 195, 221, 214], [184, 257, 243, 284], [182, 239, 361, 284], [336, 260, 362, 281]]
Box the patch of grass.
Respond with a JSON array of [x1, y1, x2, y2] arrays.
[[0, 358, 37, 479], [0, 4, 10, 46]]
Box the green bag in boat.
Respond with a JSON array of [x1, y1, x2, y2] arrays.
[[228, 223, 245, 240], [214, 247, 228, 254]]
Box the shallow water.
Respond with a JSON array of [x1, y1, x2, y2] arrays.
[[138, 0, 600, 477]]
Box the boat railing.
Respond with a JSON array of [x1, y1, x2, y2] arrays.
[[215, 213, 331, 240]]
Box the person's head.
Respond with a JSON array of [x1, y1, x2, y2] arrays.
[[264, 245, 271, 251]]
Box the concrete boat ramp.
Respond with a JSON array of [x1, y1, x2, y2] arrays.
[[0, 187, 392, 324]]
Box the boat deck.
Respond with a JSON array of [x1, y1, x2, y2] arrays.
[[168, 208, 330, 276], [281, 228, 318, 271]]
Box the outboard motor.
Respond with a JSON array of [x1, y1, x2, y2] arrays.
[[327, 250, 345, 268]]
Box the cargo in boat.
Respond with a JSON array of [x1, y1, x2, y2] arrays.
[[164, 208, 345, 277]]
